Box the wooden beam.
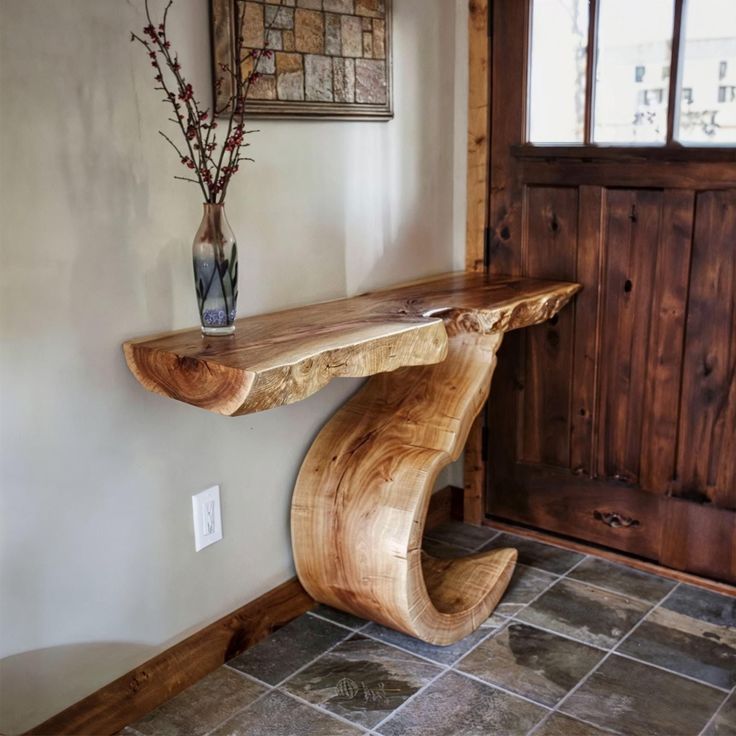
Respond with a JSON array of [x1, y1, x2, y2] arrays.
[[25, 579, 314, 736], [466, 0, 491, 272], [465, 0, 493, 526], [463, 413, 486, 525]]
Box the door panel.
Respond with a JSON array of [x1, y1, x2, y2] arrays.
[[484, 0, 736, 584], [639, 191, 694, 493], [520, 187, 578, 467], [675, 190, 736, 509]]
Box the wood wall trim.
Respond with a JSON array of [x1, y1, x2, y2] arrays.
[[486, 519, 736, 597], [25, 579, 314, 736], [466, 0, 491, 273], [464, 0, 492, 524]]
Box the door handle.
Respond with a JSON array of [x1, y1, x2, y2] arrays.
[[593, 510, 640, 529]]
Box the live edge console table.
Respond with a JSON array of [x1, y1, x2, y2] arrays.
[[124, 272, 580, 646]]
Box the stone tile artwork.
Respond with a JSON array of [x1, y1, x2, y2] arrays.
[[214, 0, 392, 118]]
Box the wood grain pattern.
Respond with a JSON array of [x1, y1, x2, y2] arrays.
[[466, 0, 490, 272], [292, 331, 515, 646], [463, 413, 486, 525], [570, 185, 604, 477], [596, 189, 662, 483], [124, 273, 579, 417], [521, 187, 578, 467], [487, 0, 528, 276], [675, 190, 736, 509], [291, 283, 579, 645], [639, 190, 694, 493], [25, 579, 313, 736]]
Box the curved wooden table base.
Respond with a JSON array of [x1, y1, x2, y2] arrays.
[[292, 330, 517, 645], [123, 273, 580, 645]]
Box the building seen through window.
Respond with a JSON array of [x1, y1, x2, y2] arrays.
[[528, 0, 736, 145]]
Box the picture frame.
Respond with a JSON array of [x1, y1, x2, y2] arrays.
[[210, 0, 393, 121]]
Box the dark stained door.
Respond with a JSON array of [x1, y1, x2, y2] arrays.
[[485, 0, 736, 583]]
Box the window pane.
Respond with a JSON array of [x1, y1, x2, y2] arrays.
[[593, 0, 675, 144], [528, 0, 589, 143], [676, 0, 736, 145]]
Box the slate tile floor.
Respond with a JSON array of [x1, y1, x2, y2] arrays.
[[125, 524, 736, 736]]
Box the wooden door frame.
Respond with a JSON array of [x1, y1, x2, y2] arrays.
[[463, 0, 492, 524]]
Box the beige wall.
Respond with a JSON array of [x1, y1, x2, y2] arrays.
[[0, 0, 468, 731]]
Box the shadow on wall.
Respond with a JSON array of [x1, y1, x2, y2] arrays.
[[0, 641, 156, 735]]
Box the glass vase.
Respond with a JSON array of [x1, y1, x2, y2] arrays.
[[192, 203, 238, 336]]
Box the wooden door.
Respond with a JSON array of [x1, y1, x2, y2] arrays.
[[485, 0, 736, 583]]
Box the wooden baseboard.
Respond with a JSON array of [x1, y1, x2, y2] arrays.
[[486, 519, 736, 597], [26, 579, 314, 736], [426, 485, 464, 530]]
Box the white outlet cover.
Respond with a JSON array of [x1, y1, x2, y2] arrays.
[[192, 485, 223, 551]]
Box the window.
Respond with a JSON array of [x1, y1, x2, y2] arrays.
[[527, 0, 736, 146], [678, 0, 736, 144], [528, 0, 589, 143]]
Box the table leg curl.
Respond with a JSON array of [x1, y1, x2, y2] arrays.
[[291, 327, 517, 646]]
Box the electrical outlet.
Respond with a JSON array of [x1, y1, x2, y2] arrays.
[[192, 485, 223, 551]]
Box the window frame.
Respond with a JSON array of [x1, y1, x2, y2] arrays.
[[524, 0, 736, 153]]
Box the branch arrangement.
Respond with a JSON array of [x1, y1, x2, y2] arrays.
[[131, 0, 272, 203]]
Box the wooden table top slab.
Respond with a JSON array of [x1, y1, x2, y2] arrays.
[[123, 272, 581, 416]]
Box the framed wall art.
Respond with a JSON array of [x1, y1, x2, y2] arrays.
[[211, 0, 393, 120]]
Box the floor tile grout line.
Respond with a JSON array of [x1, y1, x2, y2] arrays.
[[697, 683, 736, 736], [614, 650, 731, 692], [423, 530, 498, 554], [484, 527, 587, 554], [355, 615, 507, 669], [353, 625, 474, 668], [370, 662, 454, 734], [526, 710, 622, 736], [224, 622, 357, 693], [469, 528, 502, 552], [306, 610, 369, 633], [201, 688, 274, 736], [497, 559, 572, 619], [448, 664, 555, 712], [271, 626, 357, 689], [503, 611, 736, 691], [503, 615, 612, 653], [275, 687, 375, 733], [221, 630, 376, 734], [546, 582, 682, 727], [607, 581, 680, 655], [370, 614, 514, 735], [559, 574, 678, 606], [223, 664, 277, 691]]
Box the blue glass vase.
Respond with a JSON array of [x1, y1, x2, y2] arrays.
[[192, 204, 238, 336]]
